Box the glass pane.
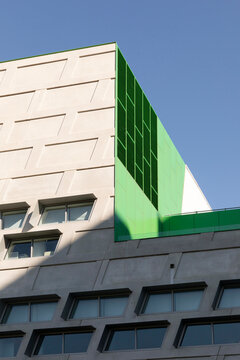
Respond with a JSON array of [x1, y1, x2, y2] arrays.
[[219, 288, 240, 308], [8, 242, 31, 259], [106, 329, 135, 351], [214, 322, 240, 344], [0, 337, 22, 357], [45, 239, 58, 255], [100, 296, 128, 317], [2, 211, 26, 229], [36, 334, 62, 355], [71, 299, 98, 319], [68, 203, 92, 221], [41, 206, 65, 224], [64, 332, 92, 353], [31, 302, 57, 322], [32, 240, 46, 257], [137, 327, 166, 349], [4, 304, 28, 324], [181, 324, 212, 346], [174, 290, 203, 311], [143, 293, 171, 314]]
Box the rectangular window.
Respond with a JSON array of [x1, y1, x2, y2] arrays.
[[6, 237, 58, 259], [2, 301, 57, 324], [142, 289, 203, 314], [180, 320, 240, 346], [2, 210, 26, 229], [218, 287, 240, 309], [34, 332, 92, 355], [70, 295, 128, 319], [104, 326, 167, 351], [0, 336, 22, 357], [40, 202, 93, 224]]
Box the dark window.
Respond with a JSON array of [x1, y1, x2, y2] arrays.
[[105, 326, 166, 351], [34, 332, 92, 355], [70, 295, 128, 319], [0, 336, 22, 357], [2, 301, 57, 324], [142, 289, 203, 314], [6, 237, 58, 259], [180, 320, 240, 346], [40, 202, 94, 224]]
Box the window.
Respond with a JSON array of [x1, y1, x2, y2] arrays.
[[69, 295, 129, 319], [214, 282, 240, 309], [6, 237, 58, 259], [33, 330, 93, 355], [2, 301, 58, 324], [40, 202, 93, 224], [102, 324, 167, 351], [0, 334, 23, 358], [1, 210, 26, 229], [179, 319, 240, 347], [140, 288, 203, 314]]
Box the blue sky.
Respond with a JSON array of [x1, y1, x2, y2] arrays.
[[1, 0, 239, 209]]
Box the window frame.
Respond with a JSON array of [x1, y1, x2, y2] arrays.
[[212, 279, 240, 309], [136, 282, 207, 315], [25, 326, 95, 356], [98, 321, 169, 352], [1, 295, 60, 324], [175, 315, 240, 347], [0, 331, 25, 358], [0, 202, 29, 230], [39, 199, 95, 225], [3, 230, 61, 260], [62, 288, 131, 320]]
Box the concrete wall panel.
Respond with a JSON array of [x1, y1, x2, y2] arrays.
[[33, 262, 100, 290], [14, 59, 67, 87], [39, 82, 97, 111], [38, 139, 97, 167], [9, 115, 65, 142], [175, 248, 240, 279], [70, 166, 114, 193], [74, 51, 115, 77], [0, 147, 32, 175], [5, 172, 63, 200], [102, 255, 168, 285], [0, 91, 34, 115], [0, 70, 5, 85], [71, 108, 115, 134]]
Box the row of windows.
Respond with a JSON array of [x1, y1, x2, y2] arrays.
[[1, 283, 240, 326], [0, 200, 94, 230], [3, 317, 240, 357]]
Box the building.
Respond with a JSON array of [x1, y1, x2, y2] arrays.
[[0, 42, 239, 359]]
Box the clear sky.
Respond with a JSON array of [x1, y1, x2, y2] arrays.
[[0, 0, 239, 209]]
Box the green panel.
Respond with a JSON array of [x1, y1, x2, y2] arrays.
[[157, 121, 185, 216], [115, 159, 160, 241], [116, 48, 158, 211]]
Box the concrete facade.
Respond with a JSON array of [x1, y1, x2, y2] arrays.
[[0, 43, 239, 359]]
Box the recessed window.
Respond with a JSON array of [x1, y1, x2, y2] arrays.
[[2, 301, 57, 324], [70, 295, 128, 319], [218, 287, 240, 309], [40, 202, 93, 224], [141, 289, 203, 314], [104, 325, 167, 351], [180, 320, 240, 346], [34, 331, 93, 355], [6, 237, 58, 259], [1, 210, 26, 229], [0, 336, 23, 357]]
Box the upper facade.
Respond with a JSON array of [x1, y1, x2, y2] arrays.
[[1, 42, 233, 244]]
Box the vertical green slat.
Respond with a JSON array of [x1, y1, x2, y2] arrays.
[[118, 50, 126, 107]]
